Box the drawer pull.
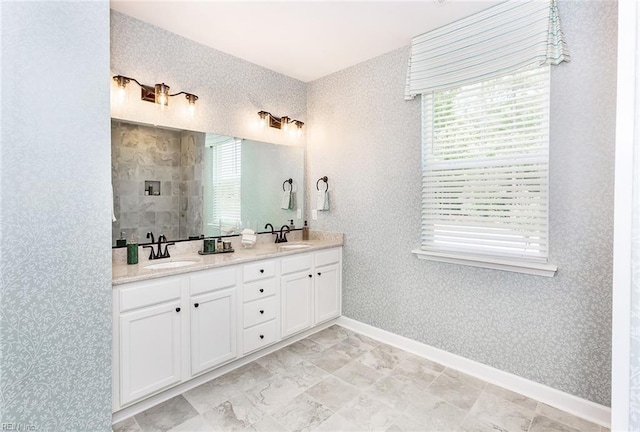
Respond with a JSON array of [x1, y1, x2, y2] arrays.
[[317, 272, 322, 276], [259, 269, 264, 274], [259, 288, 264, 293], [259, 335, 264, 339], [194, 303, 199, 308], [259, 310, 264, 314], [308, 274, 312, 278], [175, 307, 181, 313]]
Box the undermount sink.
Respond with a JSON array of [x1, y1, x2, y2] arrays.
[[279, 243, 312, 250], [144, 260, 199, 270]]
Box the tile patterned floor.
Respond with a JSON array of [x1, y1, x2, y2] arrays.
[[113, 325, 608, 432]]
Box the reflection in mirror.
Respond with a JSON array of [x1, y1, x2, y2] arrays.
[[111, 120, 304, 246]]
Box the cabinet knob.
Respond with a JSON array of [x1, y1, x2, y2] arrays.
[[259, 288, 264, 293], [259, 335, 264, 339], [260, 310, 264, 314], [317, 272, 322, 276], [259, 269, 264, 274], [175, 307, 181, 312], [308, 274, 312, 278], [194, 303, 199, 308]]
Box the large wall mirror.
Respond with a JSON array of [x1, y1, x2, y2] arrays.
[[112, 119, 304, 247]]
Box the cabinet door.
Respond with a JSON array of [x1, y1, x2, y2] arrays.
[[120, 300, 182, 406], [281, 272, 313, 338], [190, 287, 237, 376], [314, 263, 341, 324]]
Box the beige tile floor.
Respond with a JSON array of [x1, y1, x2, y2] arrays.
[[113, 325, 608, 432]]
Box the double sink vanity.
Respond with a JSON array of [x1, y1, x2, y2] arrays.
[[111, 231, 343, 414]]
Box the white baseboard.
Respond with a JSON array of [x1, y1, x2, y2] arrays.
[[336, 316, 611, 429]]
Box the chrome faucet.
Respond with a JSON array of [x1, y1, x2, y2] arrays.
[[276, 225, 290, 243]]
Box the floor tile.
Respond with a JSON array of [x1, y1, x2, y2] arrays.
[[201, 393, 265, 431], [271, 393, 333, 432], [216, 361, 273, 392], [357, 347, 404, 374], [305, 375, 361, 412], [306, 347, 354, 373], [134, 395, 198, 432], [403, 392, 468, 431], [536, 403, 601, 432], [336, 393, 401, 431], [255, 348, 304, 375], [306, 325, 350, 346], [459, 414, 511, 432], [245, 361, 328, 414], [243, 415, 288, 432], [333, 359, 386, 389], [386, 414, 430, 432], [113, 417, 140, 432], [426, 372, 483, 410], [183, 380, 238, 415], [285, 338, 327, 359], [167, 415, 212, 432], [442, 367, 488, 390], [365, 374, 428, 411], [331, 335, 375, 359], [468, 391, 534, 432], [529, 415, 581, 432], [342, 329, 383, 348], [483, 383, 538, 412], [311, 413, 362, 432], [390, 358, 440, 388]]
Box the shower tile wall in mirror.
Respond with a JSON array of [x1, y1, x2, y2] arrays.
[[111, 120, 304, 247]]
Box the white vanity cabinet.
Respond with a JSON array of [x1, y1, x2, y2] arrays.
[[116, 278, 184, 407], [189, 267, 238, 376], [242, 260, 280, 354], [281, 248, 342, 338], [113, 246, 342, 413]]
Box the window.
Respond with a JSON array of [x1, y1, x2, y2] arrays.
[[414, 65, 558, 276], [206, 135, 241, 235]]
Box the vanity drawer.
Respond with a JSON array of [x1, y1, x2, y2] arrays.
[[120, 278, 181, 312], [243, 320, 278, 354], [243, 278, 277, 303], [190, 267, 237, 296], [243, 297, 277, 329], [315, 248, 341, 268], [281, 253, 312, 276], [243, 260, 276, 283]]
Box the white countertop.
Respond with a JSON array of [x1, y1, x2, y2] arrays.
[[112, 232, 343, 286]]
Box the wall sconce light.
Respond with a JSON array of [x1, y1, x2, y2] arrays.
[[257, 111, 304, 132], [112, 75, 198, 111]]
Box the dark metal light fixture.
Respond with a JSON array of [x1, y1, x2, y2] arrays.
[[257, 111, 304, 131], [112, 75, 198, 110]]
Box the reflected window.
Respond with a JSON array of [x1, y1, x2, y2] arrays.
[[206, 134, 241, 235]]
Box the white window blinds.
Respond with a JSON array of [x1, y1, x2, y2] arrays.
[[206, 135, 241, 229], [405, 0, 570, 99], [421, 65, 551, 264]]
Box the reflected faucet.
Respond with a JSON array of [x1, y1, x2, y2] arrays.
[[143, 231, 157, 259], [265, 223, 278, 242], [276, 225, 290, 243]]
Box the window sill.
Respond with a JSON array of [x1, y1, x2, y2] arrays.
[[412, 249, 558, 277]]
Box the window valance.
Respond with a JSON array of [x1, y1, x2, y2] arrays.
[[405, 0, 570, 100]]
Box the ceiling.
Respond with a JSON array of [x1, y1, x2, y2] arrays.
[[110, 1, 502, 83]]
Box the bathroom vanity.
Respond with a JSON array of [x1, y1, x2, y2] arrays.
[[111, 235, 342, 413]]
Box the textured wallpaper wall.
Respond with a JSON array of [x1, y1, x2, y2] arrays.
[[306, 0, 617, 406], [0, 2, 112, 430], [110, 11, 306, 147]]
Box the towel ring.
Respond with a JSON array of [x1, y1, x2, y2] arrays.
[[282, 178, 293, 191], [316, 176, 329, 191]]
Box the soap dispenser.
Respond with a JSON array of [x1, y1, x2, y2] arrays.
[[116, 231, 127, 247], [302, 221, 309, 241]]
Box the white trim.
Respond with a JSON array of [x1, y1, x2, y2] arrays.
[[336, 316, 611, 429], [412, 249, 558, 277], [112, 318, 338, 424], [611, 0, 637, 430]]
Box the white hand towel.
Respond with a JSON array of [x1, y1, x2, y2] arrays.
[[281, 191, 292, 210], [317, 190, 329, 211]]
